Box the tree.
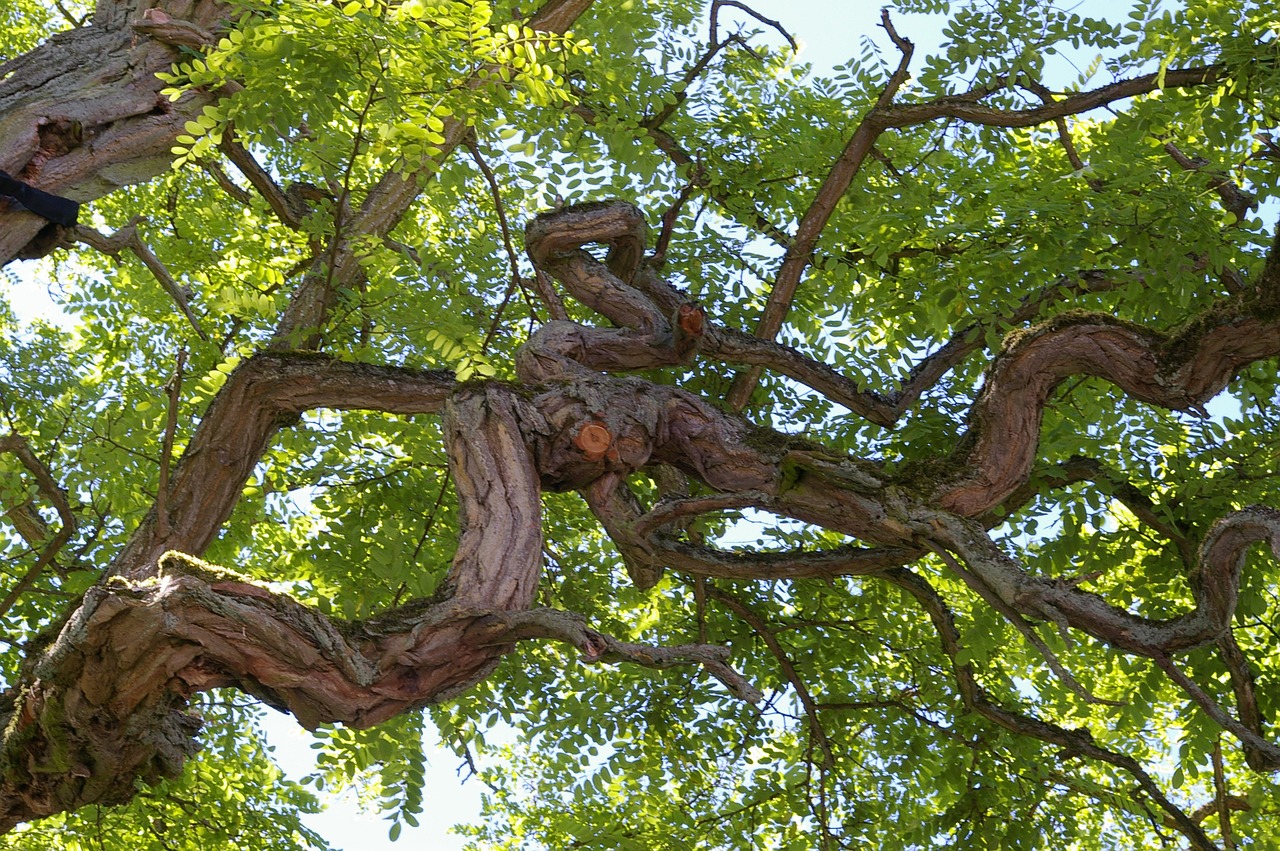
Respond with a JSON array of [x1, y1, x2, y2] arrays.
[[1, 0, 1279, 846]]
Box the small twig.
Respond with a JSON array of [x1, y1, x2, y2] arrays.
[[465, 137, 540, 340], [470, 606, 762, 702], [155, 348, 188, 541], [710, 0, 798, 52]]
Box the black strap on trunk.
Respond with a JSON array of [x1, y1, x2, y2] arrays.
[[0, 170, 79, 227]]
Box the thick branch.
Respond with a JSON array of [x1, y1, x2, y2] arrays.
[[919, 507, 1280, 659], [940, 311, 1280, 516], [110, 354, 456, 580], [0, 0, 230, 264]]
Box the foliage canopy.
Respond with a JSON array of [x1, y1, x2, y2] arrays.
[[2, 0, 1280, 848]]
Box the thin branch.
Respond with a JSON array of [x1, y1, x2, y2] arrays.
[[880, 64, 1224, 128], [645, 0, 796, 132], [726, 9, 914, 410], [568, 103, 794, 250], [644, 36, 735, 132], [531, 269, 570, 321], [923, 540, 1120, 706], [469, 606, 762, 702], [219, 132, 301, 229], [267, 0, 597, 352], [465, 136, 540, 342], [708, 585, 834, 769], [1163, 139, 1257, 222], [74, 223, 209, 341], [583, 469, 917, 587], [0, 434, 77, 620], [652, 178, 699, 266], [706, 267, 1132, 426], [991, 454, 1194, 565], [155, 348, 188, 542], [1021, 79, 1104, 191], [1154, 653, 1280, 769], [1216, 631, 1273, 772], [1212, 738, 1236, 850], [633, 490, 771, 537], [199, 160, 255, 207]]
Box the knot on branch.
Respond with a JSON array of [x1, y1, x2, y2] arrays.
[[573, 421, 612, 462]]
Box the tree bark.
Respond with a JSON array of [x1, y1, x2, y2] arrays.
[[0, 0, 231, 262]]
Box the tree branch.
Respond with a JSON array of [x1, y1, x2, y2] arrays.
[[883, 566, 1218, 851], [726, 9, 915, 410], [74, 222, 209, 341], [218, 132, 303, 230], [880, 64, 1224, 129], [467, 606, 762, 702], [0, 434, 77, 620], [939, 307, 1280, 515], [708, 585, 833, 769]]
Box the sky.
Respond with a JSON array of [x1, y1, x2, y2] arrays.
[[5, 1, 1145, 849]]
